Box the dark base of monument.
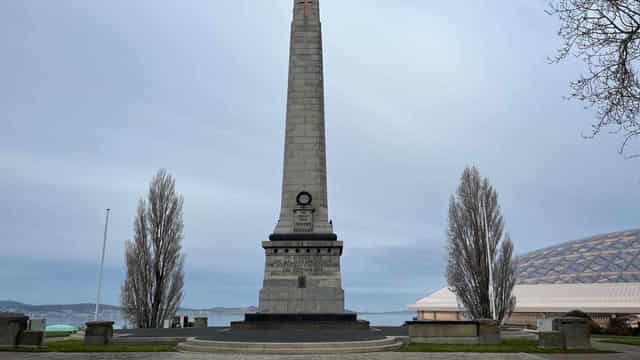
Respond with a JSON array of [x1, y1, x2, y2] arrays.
[[116, 326, 407, 343], [230, 313, 370, 330]]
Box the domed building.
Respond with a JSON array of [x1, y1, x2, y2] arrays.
[[518, 229, 640, 284], [410, 229, 640, 327]]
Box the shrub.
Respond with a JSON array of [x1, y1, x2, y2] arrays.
[[608, 315, 640, 336]]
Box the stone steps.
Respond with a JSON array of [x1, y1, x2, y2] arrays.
[[112, 336, 186, 346], [177, 336, 404, 354]]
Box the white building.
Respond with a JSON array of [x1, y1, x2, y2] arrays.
[[411, 229, 640, 327]]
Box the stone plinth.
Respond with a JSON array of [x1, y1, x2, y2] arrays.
[[84, 321, 114, 345], [231, 313, 369, 330], [0, 313, 28, 348], [477, 319, 500, 345], [18, 331, 44, 347], [194, 317, 208, 329], [406, 320, 500, 345], [538, 331, 565, 350], [552, 317, 591, 350], [259, 240, 344, 313]]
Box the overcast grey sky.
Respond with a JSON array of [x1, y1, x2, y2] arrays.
[[1, 0, 638, 311]]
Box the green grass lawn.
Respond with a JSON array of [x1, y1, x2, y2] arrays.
[[401, 338, 612, 353], [0, 340, 176, 353], [46, 340, 176, 352], [594, 335, 640, 346]]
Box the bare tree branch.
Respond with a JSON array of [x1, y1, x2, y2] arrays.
[[446, 166, 517, 323], [121, 169, 185, 328], [549, 0, 640, 156]]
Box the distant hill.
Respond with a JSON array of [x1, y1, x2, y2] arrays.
[[0, 301, 120, 313], [0, 301, 256, 315]]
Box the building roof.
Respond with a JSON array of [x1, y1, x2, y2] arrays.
[[517, 229, 640, 284], [412, 229, 640, 314], [410, 283, 640, 314]]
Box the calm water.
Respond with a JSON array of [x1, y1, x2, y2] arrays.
[[359, 312, 415, 326]]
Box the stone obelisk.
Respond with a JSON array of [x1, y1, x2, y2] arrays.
[[258, 0, 345, 314]]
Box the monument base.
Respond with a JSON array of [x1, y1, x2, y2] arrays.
[[230, 313, 369, 330]]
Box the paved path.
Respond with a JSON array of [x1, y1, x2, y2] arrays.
[[0, 353, 542, 360], [1, 338, 637, 360], [536, 339, 640, 360]]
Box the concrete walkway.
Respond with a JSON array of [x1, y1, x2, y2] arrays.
[[1, 338, 638, 360], [535, 339, 640, 360], [0, 353, 547, 360]]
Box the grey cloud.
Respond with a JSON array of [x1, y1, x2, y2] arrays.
[[1, 0, 638, 311]]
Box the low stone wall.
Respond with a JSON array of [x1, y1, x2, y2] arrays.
[[84, 321, 114, 345], [406, 320, 500, 345], [0, 313, 46, 350], [537, 317, 591, 350], [553, 317, 591, 350], [0, 313, 28, 348], [538, 330, 564, 350], [194, 317, 208, 328]]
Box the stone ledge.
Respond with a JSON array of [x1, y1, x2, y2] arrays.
[[176, 336, 403, 354], [112, 336, 187, 346], [407, 320, 500, 345], [262, 240, 343, 248], [269, 233, 337, 241], [231, 313, 368, 331]]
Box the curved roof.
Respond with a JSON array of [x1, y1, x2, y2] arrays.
[[410, 283, 640, 313], [517, 229, 640, 285]]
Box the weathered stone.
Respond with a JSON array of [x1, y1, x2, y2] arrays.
[[553, 317, 591, 350], [406, 320, 500, 345], [0, 313, 28, 348], [84, 321, 114, 345], [257, 0, 346, 317], [538, 331, 565, 350], [476, 319, 500, 345], [194, 317, 208, 329], [18, 330, 44, 347]]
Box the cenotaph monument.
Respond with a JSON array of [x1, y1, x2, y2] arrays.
[[232, 0, 367, 329]]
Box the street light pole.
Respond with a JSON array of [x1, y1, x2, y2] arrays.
[[94, 208, 110, 321]]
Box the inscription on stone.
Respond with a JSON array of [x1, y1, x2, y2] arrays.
[[293, 208, 314, 233], [268, 255, 334, 275]]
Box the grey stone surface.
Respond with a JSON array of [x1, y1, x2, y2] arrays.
[[17, 331, 44, 347], [177, 336, 403, 354], [259, 241, 344, 313], [407, 320, 500, 345], [273, 0, 332, 236], [84, 321, 114, 345], [193, 318, 208, 329], [0, 313, 28, 348], [0, 352, 553, 360], [538, 331, 564, 350], [477, 320, 501, 345], [552, 317, 591, 350], [257, 0, 344, 315]]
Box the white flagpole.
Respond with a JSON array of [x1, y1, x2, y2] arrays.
[[480, 196, 496, 321], [95, 208, 110, 321]]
